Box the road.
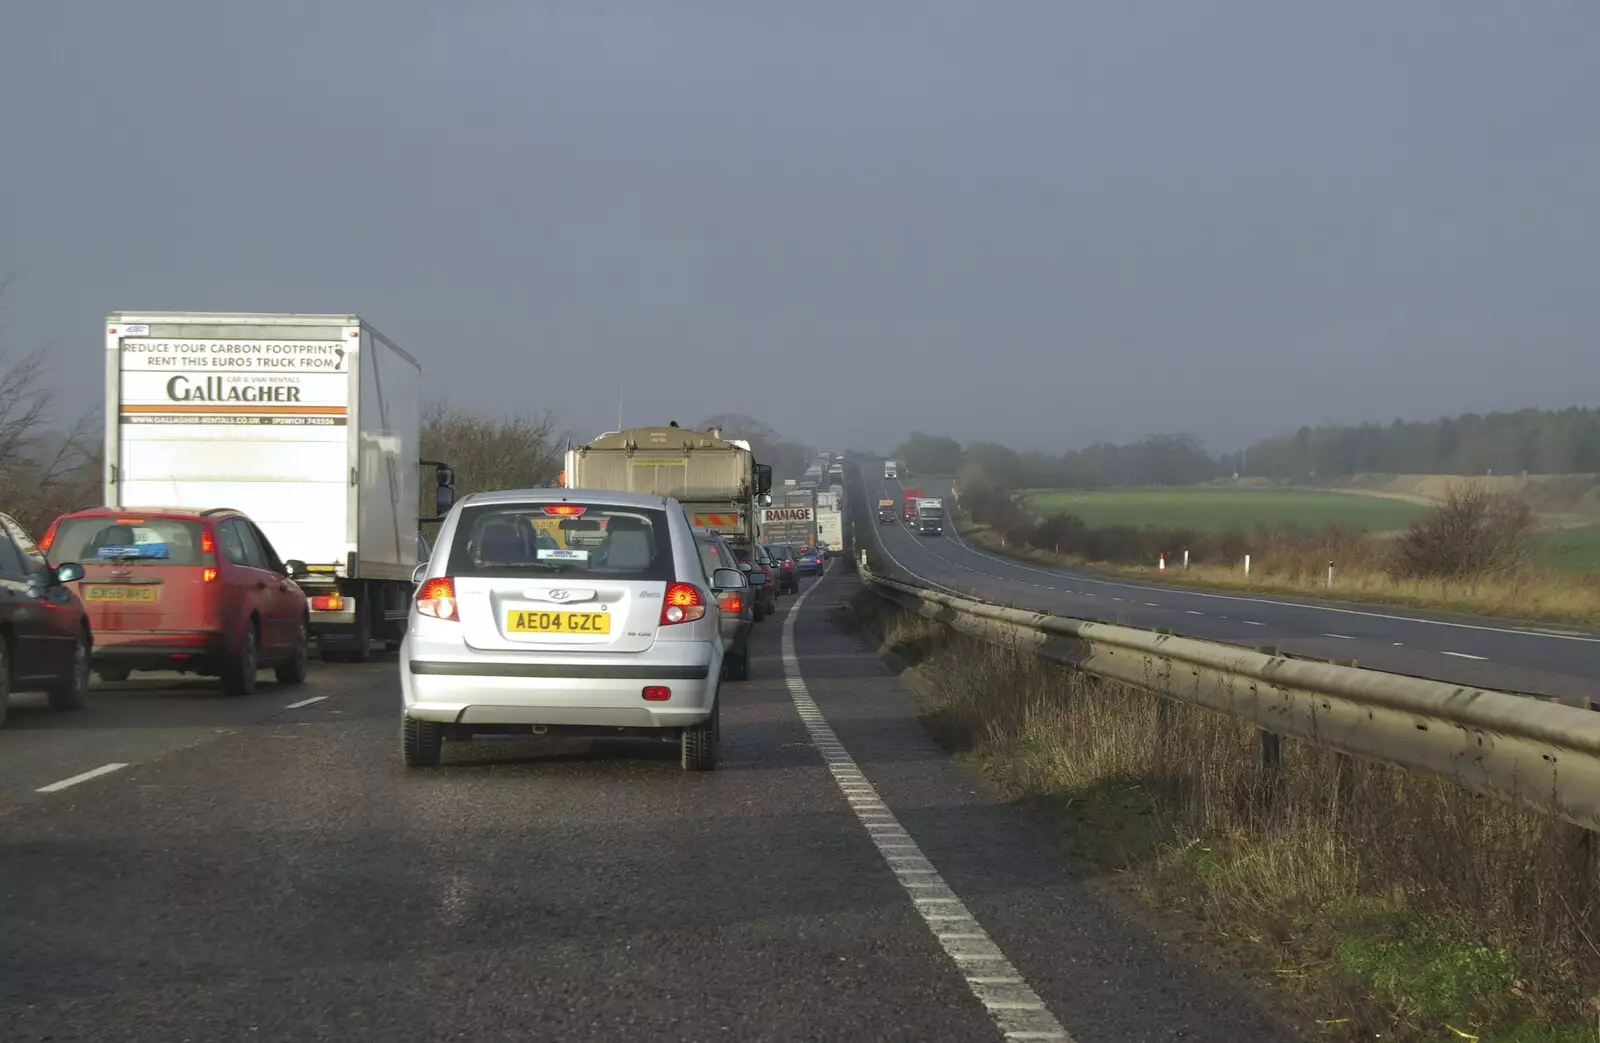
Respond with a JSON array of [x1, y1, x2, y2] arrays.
[[0, 566, 1299, 1042], [866, 471, 1600, 702]]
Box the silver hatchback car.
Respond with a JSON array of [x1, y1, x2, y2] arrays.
[[400, 489, 748, 770]]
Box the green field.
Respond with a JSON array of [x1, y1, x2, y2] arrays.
[[1530, 525, 1600, 572], [1023, 488, 1429, 533]]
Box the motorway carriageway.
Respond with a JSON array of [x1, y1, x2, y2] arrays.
[[0, 566, 1301, 1043], [875, 475, 1600, 703]]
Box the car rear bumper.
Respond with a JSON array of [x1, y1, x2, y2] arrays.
[[92, 631, 229, 672], [402, 649, 718, 728]]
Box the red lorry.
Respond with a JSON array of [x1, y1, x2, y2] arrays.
[[902, 487, 924, 521]]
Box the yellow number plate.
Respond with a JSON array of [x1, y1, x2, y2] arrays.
[[506, 610, 610, 634], [83, 585, 158, 603]]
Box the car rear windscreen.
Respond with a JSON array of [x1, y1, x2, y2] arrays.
[[49, 516, 209, 566], [447, 503, 677, 582]]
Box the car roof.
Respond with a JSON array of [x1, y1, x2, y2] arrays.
[[58, 506, 238, 519], [459, 488, 675, 510]]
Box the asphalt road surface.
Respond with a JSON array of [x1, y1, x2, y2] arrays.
[[0, 565, 1300, 1043], [869, 472, 1600, 702]]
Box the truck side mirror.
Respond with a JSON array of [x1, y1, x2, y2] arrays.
[[755, 463, 773, 496], [435, 485, 455, 516]]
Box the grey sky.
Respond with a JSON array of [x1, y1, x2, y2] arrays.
[[3, 1, 1597, 455]]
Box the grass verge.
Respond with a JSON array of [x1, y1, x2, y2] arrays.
[[960, 523, 1600, 629], [850, 590, 1600, 1041]]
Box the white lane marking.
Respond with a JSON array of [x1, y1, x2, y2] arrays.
[[37, 762, 128, 793], [781, 579, 1073, 1042], [1442, 651, 1488, 661], [1323, 633, 1355, 640], [1244, 620, 1265, 626], [1186, 610, 1204, 616], [1143, 602, 1160, 608], [935, 504, 1600, 645], [285, 695, 328, 709]]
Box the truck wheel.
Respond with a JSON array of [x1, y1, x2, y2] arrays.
[[222, 623, 260, 696], [347, 597, 373, 664]]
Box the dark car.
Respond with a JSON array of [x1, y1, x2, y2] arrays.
[[768, 543, 800, 594], [739, 544, 779, 620], [0, 512, 91, 726], [793, 546, 825, 577], [42, 507, 312, 696]]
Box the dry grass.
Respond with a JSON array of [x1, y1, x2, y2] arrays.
[[963, 527, 1600, 628], [854, 592, 1600, 1041]]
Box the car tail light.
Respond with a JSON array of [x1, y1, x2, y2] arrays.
[[660, 582, 706, 625], [416, 577, 458, 621], [202, 568, 219, 583], [38, 519, 59, 552], [542, 504, 586, 517], [641, 686, 671, 702], [200, 528, 215, 553], [311, 593, 345, 612], [717, 591, 743, 615]]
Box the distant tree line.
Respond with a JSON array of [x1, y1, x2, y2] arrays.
[[900, 405, 1600, 493]]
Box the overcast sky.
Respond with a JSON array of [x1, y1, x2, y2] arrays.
[[3, 1, 1597, 455]]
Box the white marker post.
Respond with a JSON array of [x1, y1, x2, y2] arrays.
[[1183, 549, 1189, 570], [1244, 553, 1251, 577], [1327, 560, 1334, 588], [1159, 552, 1166, 573]]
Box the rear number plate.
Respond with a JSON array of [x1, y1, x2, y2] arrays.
[[83, 584, 158, 603], [506, 610, 610, 634]]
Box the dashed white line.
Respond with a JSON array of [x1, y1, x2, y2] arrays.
[[37, 763, 128, 793], [1441, 651, 1488, 661], [781, 580, 1073, 1042], [1186, 610, 1204, 616], [1243, 620, 1265, 626], [284, 695, 328, 709], [1323, 633, 1355, 640], [1143, 602, 1160, 608]]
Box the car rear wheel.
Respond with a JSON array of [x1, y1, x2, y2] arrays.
[[726, 646, 750, 682], [680, 696, 720, 771], [98, 667, 131, 683], [223, 624, 260, 696], [0, 638, 10, 729], [274, 618, 310, 685], [403, 716, 443, 768], [47, 631, 90, 711]]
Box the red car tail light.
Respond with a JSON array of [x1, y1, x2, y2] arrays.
[[642, 686, 671, 702], [416, 577, 459, 620], [717, 591, 743, 615], [202, 568, 219, 583], [311, 593, 345, 612], [660, 582, 706, 625], [200, 528, 216, 553]]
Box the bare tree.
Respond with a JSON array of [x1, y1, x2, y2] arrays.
[[0, 343, 103, 533], [418, 400, 565, 519], [1387, 482, 1537, 582]]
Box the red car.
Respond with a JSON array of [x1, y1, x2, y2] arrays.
[[41, 507, 311, 695], [739, 545, 779, 621]]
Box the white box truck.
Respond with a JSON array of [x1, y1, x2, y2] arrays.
[[104, 312, 455, 661]]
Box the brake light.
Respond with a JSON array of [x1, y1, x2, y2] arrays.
[[718, 591, 743, 615], [39, 520, 59, 552], [202, 568, 218, 583], [660, 582, 706, 625], [201, 529, 215, 553], [311, 593, 345, 612], [542, 504, 586, 517], [416, 577, 459, 620]]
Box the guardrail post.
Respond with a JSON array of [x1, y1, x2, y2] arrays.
[[1258, 730, 1284, 814]]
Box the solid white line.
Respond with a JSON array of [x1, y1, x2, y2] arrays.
[[1442, 651, 1488, 661], [37, 763, 128, 793], [284, 695, 328, 709], [781, 579, 1073, 1042]]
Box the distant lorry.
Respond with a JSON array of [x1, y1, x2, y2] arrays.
[[877, 498, 897, 524], [103, 311, 456, 661], [815, 489, 844, 556], [760, 488, 816, 549], [914, 497, 945, 535], [562, 423, 773, 555], [902, 487, 924, 522], [884, 459, 899, 479]]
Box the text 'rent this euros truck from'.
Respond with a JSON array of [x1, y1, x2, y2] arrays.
[[562, 423, 773, 556], [104, 312, 455, 661]]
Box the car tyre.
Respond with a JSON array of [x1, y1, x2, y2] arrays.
[[403, 715, 443, 768], [727, 646, 750, 682], [222, 623, 260, 696], [275, 618, 310, 685], [47, 631, 90, 711], [98, 667, 132, 683], [0, 638, 10, 729], [680, 695, 719, 771]]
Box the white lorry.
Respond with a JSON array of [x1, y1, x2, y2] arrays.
[[884, 459, 900, 479], [815, 488, 844, 556], [103, 312, 455, 661], [914, 497, 945, 536]]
